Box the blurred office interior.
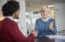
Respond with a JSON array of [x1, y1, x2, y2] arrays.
[[0, 0, 65, 42]]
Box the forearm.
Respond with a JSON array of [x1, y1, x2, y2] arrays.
[[27, 33, 35, 42]]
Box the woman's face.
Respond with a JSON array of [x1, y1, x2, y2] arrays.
[[40, 9, 49, 18]]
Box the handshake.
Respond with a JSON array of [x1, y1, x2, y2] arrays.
[[31, 30, 38, 37]]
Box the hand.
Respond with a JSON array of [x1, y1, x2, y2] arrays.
[[32, 30, 37, 37], [49, 22, 54, 30]]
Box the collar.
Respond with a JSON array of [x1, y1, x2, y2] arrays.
[[41, 16, 50, 22], [5, 16, 18, 22]]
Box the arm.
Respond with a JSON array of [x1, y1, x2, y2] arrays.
[[35, 20, 39, 31], [49, 20, 57, 34], [35, 20, 40, 37], [27, 33, 35, 42], [6, 22, 34, 42], [52, 20, 57, 34]]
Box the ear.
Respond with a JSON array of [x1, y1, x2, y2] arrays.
[[12, 12, 16, 18]]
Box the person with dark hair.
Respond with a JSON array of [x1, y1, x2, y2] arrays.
[[2, 1, 20, 18], [0, 1, 36, 42]]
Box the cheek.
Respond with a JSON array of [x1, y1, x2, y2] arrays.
[[16, 12, 19, 16], [45, 12, 48, 16], [45, 11, 49, 14], [45, 14, 48, 17], [41, 12, 44, 15], [41, 14, 44, 17], [17, 13, 19, 16], [15, 14, 19, 18], [16, 11, 20, 16]]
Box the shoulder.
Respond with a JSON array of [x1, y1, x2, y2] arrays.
[[49, 18, 56, 24], [36, 18, 41, 22], [2, 18, 18, 31], [50, 18, 55, 21], [2, 18, 17, 26]]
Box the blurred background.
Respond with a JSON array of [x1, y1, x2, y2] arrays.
[[25, 0, 55, 33], [0, 0, 65, 42], [0, 0, 65, 36]]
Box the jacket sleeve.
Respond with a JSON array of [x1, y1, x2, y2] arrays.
[[52, 20, 57, 34], [5, 21, 34, 42], [49, 19, 57, 34]]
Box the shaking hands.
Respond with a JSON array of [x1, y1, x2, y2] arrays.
[[32, 30, 38, 37]]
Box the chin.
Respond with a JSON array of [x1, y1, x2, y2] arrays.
[[43, 17, 48, 18]]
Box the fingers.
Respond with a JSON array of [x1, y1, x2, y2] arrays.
[[32, 30, 37, 37], [49, 22, 54, 30]]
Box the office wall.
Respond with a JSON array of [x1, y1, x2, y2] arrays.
[[0, 0, 7, 16], [0, 0, 6, 8], [54, 0, 65, 31], [0, 0, 7, 21]]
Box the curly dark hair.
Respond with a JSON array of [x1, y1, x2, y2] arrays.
[[2, 1, 19, 16]]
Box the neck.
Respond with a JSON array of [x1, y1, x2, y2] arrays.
[[42, 17, 48, 19], [5, 16, 13, 19], [41, 16, 50, 22]]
